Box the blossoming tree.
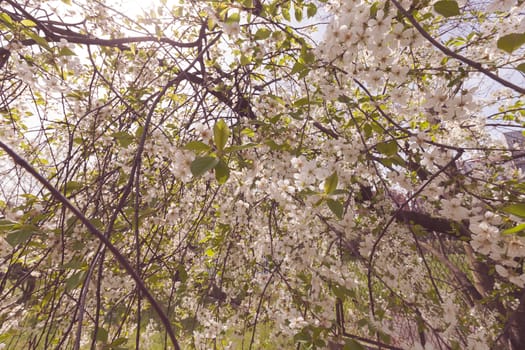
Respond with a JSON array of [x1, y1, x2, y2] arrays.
[[0, 0, 524, 348]]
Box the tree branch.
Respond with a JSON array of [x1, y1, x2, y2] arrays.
[[0, 141, 181, 350], [390, 0, 525, 95]]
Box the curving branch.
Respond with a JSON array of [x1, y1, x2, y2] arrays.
[[3, 0, 199, 50], [390, 0, 525, 95]]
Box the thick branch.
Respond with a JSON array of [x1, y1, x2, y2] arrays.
[[394, 210, 471, 239]]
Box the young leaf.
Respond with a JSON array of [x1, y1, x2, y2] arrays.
[[344, 338, 366, 350], [254, 28, 271, 40], [224, 143, 259, 153], [190, 156, 219, 177], [215, 159, 230, 184], [20, 19, 37, 27], [294, 6, 303, 22], [0, 219, 16, 233], [58, 47, 76, 56], [6, 225, 37, 247], [501, 203, 525, 218], [111, 131, 134, 147], [282, 7, 291, 21], [502, 223, 525, 235], [497, 33, 525, 54], [184, 141, 211, 153], [324, 172, 338, 195], [96, 328, 109, 342], [66, 271, 86, 291], [225, 12, 240, 24], [327, 199, 343, 219], [306, 4, 317, 18], [0, 13, 14, 26], [240, 54, 251, 66], [434, 0, 460, 17], [23, 29, 52, 51], [376, 141, 398, 156], [213, 119, 230, 152]]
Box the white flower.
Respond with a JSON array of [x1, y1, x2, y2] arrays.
[[193, 122, 212, 141], [439, 197, 469, 221], [442, 298, 458, 325], [288, 316, 307, 330], [495, 264, 509, 278], [470, 221, 499, 255], [222, 22, 240, 37], [506, 235, 525, 258]]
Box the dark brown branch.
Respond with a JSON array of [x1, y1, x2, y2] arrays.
[[19, 33, 198, 51], [496, 289, 525, 350], [394, 210, 471, 239], [3, 0, 198, 50], [390, 0, 525, 95], [313, 121, 339, 139]]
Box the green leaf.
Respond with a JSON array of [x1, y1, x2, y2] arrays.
[[324, 172, 338, 194], [332, 283, 353, 299], [376, 141, 398, 156], [306, 4, 317, 18], [20, 19, 37, 27], [224, 143, 259, 153], [177, 265, 188, 283], [294, 6, 303, 22], [0, 13, 14, 26], [110, 338, 128, 347], [64, 180, 83, 194], [240, 54, 251, 66], [184, 141, 211, 152], [293, 97, 309, 107], [58, 47, 76, 56], [300, 50, 315, 64], [23, 29, 52, 51], [282, 7, 291, 21], [291, 62, 306, 75], [111, 131, 134, 147], [213, 119, 230, 152], [434, 0, 460, 17], [6, 225, 37, 246], [241, 128, 255, 137], [96, 327, 109, 342], [294, 330, 311, 343], [214, 159, 230, 184], [254, 28, 271, 40], [225, 12, 240, 24], [497, 33, 525, 54], [327, 199, 343, 219], [135, 125, 144, 138], [0, 219, 16, 233], [344, 338, 366, 350], [502, 204, 525, 218], [517, 63, 525, 73], [502, 223, 525, 235], [66, 271, 85, 291], [190, 156, 219, 177]]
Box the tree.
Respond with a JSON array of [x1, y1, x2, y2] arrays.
[[0, 0, 524, 348]]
